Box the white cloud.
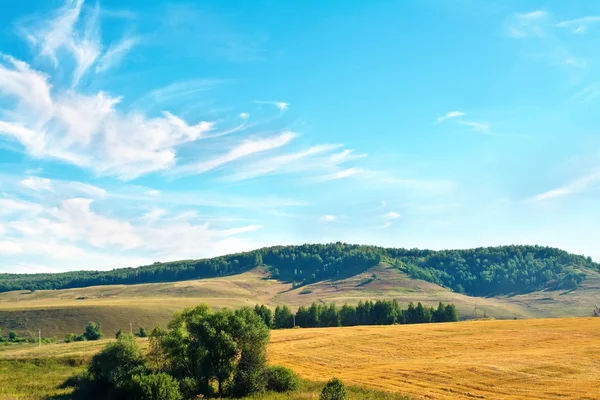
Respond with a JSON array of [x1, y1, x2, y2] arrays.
[[174, 131, 297, 176], [437, 111, 465, 122], [225, 144, 346, 181], [21, 176, 53, 192], [24, 0, 102, 86], [254, 100, 289, 113], [45, 198, 142, 249], [96, 36, 139, 72], [508, 10, 548, 38], [384, 211, 401, 220], [314, 168, 362, 182], [556, 16, 600, 34], [239, 112, 250, 119], [320, 215, 336, 222], [563, 56, 588, 69], [0, 240, 23, 254], [145, 189, 161, 197], [0, 224, 5, 235], [0, 197, 43, 215], [459, 120, 492, 135], [531, 171, 600, 202], [572, 83, 600, 103], [379, 221, 392, 229], [0, 56, 220, 179]]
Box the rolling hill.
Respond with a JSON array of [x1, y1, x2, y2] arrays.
[[1, 257, 600, 337]]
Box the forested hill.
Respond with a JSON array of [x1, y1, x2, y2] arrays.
[[1, 244, 597, 296]]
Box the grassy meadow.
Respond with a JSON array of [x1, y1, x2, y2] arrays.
[[1, 318, 599, 400]]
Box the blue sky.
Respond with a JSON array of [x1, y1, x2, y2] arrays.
[[1, 0, 600, 273]]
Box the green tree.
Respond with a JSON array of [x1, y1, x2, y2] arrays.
[[253, 304, 273, 328], [339, 304, 357, 326], [155, 304, 271, 398], [138, 327, 148, 338], [82, 321, 103, 341], [320, 303, 340, 327], [444, 304, 458, 322], [115, 329, 124, 339], [231, 307, 271, 397], [130, 373, 183, 400], [320, 377, 348, 400], [8, 331, 18, 342], [433, 302, 447, 323], [274, 305, 294, 329]]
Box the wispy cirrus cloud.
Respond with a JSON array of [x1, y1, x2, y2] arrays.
[[21, 176, 53, 192], [459, 120, 492, 135], [96, 36, 140, 73], [507, 10, 548, 38], [436, 111, 465, 122], [320, 215, 337, 222], [571, 83, 600, 103], [556, 16, 600, 34], [531, 171, 600, 202], [173, 131, 297, 176], [254, 100, 289, 113]]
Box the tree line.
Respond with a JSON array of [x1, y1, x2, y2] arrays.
[[255, 300, 458, 329], [1, 244, 596, 296]]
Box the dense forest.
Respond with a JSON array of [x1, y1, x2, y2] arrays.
[[0, 243, 596, 296]]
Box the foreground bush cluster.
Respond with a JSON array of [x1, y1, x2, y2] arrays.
[[68, 304, 302, 399], [256, 300, 458, 329]]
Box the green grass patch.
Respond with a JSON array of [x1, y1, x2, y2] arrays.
[[0, 359, 85, 400]]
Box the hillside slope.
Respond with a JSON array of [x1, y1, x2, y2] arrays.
[[2, 264, 599, 337], [2, 244, 597, 297]]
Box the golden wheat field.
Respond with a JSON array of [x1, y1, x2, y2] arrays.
[[267, 318, 600, 400], [1, 318, 599, 399]]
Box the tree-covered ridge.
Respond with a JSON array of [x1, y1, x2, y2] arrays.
[[0, 243, 596, 296]]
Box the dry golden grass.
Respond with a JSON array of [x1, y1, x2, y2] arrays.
[[2, 318, 599, 399], [267, 318, 600, 400]]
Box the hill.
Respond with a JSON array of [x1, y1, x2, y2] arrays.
[[2, 263, 600, 338], [1, 318, 599, 399], [1, 244, 597, 296]]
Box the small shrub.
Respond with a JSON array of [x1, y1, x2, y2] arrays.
[[320, 377, 348, 400], [65, 333, 78, 344], [137, 327, 148, 338], [115, 329, 123, 339], [178, 377, 198, 399], [130, 373, 183, 400], [299, 288, 313, 295], [266, 365, 300, 392], [82, 321, 103, 341]]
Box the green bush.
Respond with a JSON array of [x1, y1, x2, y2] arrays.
[[82, 321, 103, 341], [72, 334, 146, 399], [320, 377, 348, 400], [130, 373, 182, 400], [266, 365, 300, 393], [178, 377, 198, 399], [137, 327, 148, 338]]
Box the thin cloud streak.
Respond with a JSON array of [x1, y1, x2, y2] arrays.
[[437, 111, 465, 122], [556, 16, 600, 34], [531, 171, 600, 202]]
